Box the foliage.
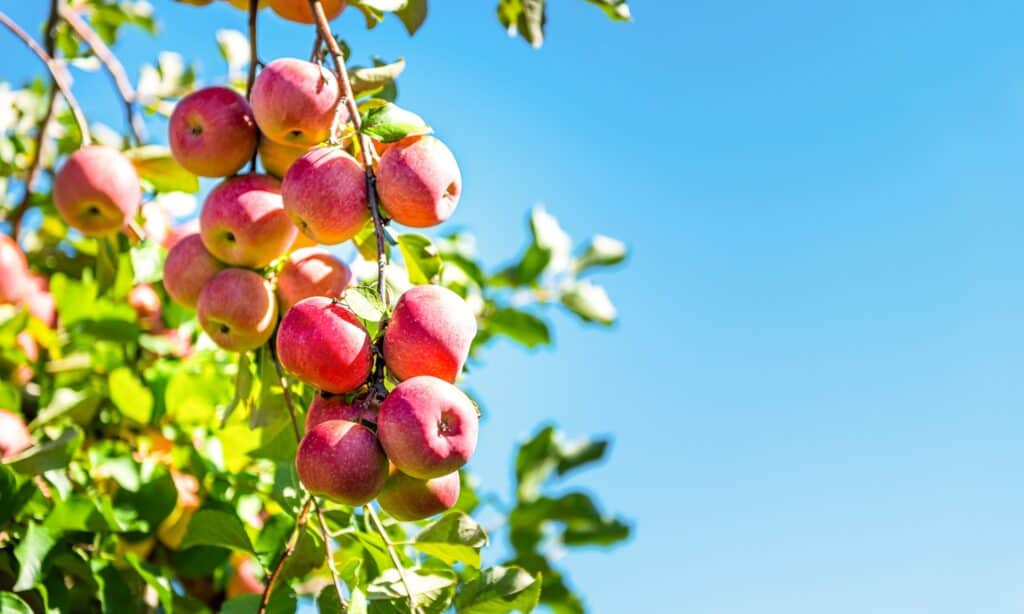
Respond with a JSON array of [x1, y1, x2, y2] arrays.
[[0, 0, 631, 612]]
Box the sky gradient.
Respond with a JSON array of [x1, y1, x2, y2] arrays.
[[3, 1, 1024, 612]]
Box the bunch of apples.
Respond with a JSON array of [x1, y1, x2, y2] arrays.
[[160, 54, 474, 521]]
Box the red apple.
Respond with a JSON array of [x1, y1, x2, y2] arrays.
[[259, 138, 308, 179], [0, 234, 29, 304], [199, 174, 297, 268], [383, 285, 477, 383], [0, 409, 32, 459], [163, 234, 225, 309], [270, 0, 345, 24], [377, 376, 478, 479], [197, 268, 277, 351], [250, 58, 344, 147], [54, 145, 141, 236], [169, 86, 258, 178], [276, 247, 351, 310], [377, 467, 460, 521], [295, 419, 387, 505], [281, 147, 368, 245], [306, 393, 375, 431], [13, 332, 38, 385], [226, 556, 262, 598], [129, 284, 163, 331], [377, 136, 461, 228], [276, 296, 371, 393], [23, 274, 56, 327]]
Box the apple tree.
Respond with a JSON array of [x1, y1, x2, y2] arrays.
[[0, 1, 631, 612]]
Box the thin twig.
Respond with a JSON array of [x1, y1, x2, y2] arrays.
[[9, 0, 59, 239], [365, 503, 420, 613], [258, 496, 313, 614], [268, 343, 348, 611], [246, 0, 259, 172], [306, 0, 389, 310], [59, 7, 144, 145], [0, 10, 90, 145]]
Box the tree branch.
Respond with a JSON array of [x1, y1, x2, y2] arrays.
[[365, 503, 420, 613], [9, 0, 59, 239], [258, 496, 313, 614], [0, 10, 90, 146], [59, 7, 144, 146], [246, 0, 260, 172], [306, 0, 389, 312]]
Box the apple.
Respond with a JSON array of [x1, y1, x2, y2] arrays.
[[383, 285, 476, 383], [197, 268, 277, 352], [376, 136, 461, 228], [0, 409, 32, 459], [276, 296, 371, 393], [250, 58, 344, 147], [277, 247, 352, 310], [282, 147, 368, 245], [157, 471, 200, 549], [163, 219, 200, 249], [295, 419, 387, 505], [53, 145, 141, 236], [0, 234, 29, 304], [270, 0, 345, 24], [224, 0, 268, 9], [258, 138, 308, 179], [226, 556, 263, 598], [163, 234, 225, 309], [377, 467, 460, 521], [306, 393, 375, 430], [169, 86, 258, 178], [14, 331, 38, 385], [129, 284, 163, 331], [377, 376, 478, 479], [23, 274, 57, 327], [289, 229, 317, 250], [199, 173, 297, 268], [139, 201, 172, 248]]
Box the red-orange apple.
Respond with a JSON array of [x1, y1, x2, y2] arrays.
[[53, 145, 141, 236], [259, 138, 308, 179], [377, 467, 460, 521], [281, 147, 368, 244], [169, 86, 258, 178], [163, 234, 225, 309], [270, 0, 345, 24], [199, 174, 296, 268], [377, 376, 478, 479], [295, 419, 387, 505], [226, 556, 262, 598], [276, 296, 371, 393], [306, 393, 375, 431], [197, 268, 277, 351], [383, 285, 476, 383], [377, 136, 461, 228], [276, 247, 351, 310], [250, 58, 344, 146]]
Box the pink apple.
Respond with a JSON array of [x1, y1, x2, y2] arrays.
[[23, 274, 56, 327], [281, 146, 368, 245], [163, 234, 225, 309], [169, 86, 258, 178], [0, 234, 29, 304], [383, 285, 477, 383], [129, 284, 163, 331], [306, 393, 375, 431], [295, 419, 387, 505], [276, 296, 371, 393], [197, 268, 277, 351], [376, 136, 461, 228], [199, 173, 297, 268], [377, 467, 460, 521], [277, 247, 351, 310], [377, 376, 478, 479], [250, 58, 345, 147], [54, 145, 141, 236], [0, 409, 32, 459], [226, 556, 263, 598]]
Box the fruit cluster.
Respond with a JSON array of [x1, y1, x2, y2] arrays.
[[158, 55, 476, 520]]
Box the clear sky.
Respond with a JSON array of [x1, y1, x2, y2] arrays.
[[4, 1, 1024, 613]]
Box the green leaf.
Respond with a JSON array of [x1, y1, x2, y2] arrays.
[[560, 280, 617, 325], [179, 509, 256, 554], [454, 566, 542, 613], [395, 0, 428, 35], [351, 58, 406, 96], [498, 0, 547, 48], [6, 425, 83, 476], [583, 0, 631, 21], [556, 438, 608, 475], [573, 235, 626, 272], [130, 240, 166, 284], [413, 512, 488, 567], [0, 465, 17, 525], [509, 492, 630, 547], [367, 568, 458, 605], [0, 593, 32, 614], [345, 286, 386, 322], [396, 233, 442, 285], [353, 220, 388, 261], [124, 554, 175, 612], [123, 145, 199, 193], [32, 388, 101, 426], [360, 102, 432, 143], [109, 367, 154, 424], [13, 522, 57, 591], [165, 360, 234, 425], [485, 308, 550, 349], [279, 525, 325, 584]]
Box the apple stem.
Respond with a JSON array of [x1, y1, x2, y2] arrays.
[[59, 7, 145, 146], [0, 10, 91, 147], [258, 496, 313, 614], [307, 0, 389, 310], [365, 502, 422, 613], [9, 0, 60, 240], [246, 0, 260, 173]]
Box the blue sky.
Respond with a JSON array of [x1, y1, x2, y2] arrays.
[[4, 1, 1024, 612]]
